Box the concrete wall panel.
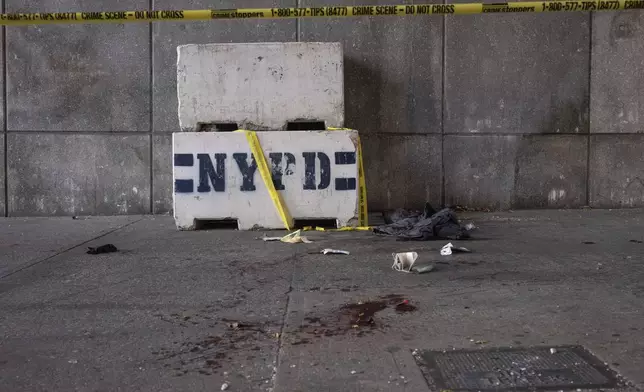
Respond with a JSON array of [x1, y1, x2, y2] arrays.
[[589, 135, 644, 207], [6, 0, 150, 132], [591, 11, 644, 133], [512, 136, 587, 209], [0, 29, 5, 131], [445, 13, 590, 134], [1, 135, 5, 216], [361, 134, 441, 211], [300, 0, 442, 135], [444, 135, 587, 210], [153, 134, 172, 214], [7, 134, 150, 216], [153, 0, 297, 133]]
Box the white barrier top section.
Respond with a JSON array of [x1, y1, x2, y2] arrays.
[[177, 42, 344, 131]]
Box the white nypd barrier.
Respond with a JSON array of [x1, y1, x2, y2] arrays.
[[172, 130, 363, 230]]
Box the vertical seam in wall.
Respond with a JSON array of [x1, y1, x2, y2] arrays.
[[440, 12, 446, 208], [148, 0, 154, 214], [2, 0, 7, 217], [586, 11, 592, 206], [296, 0, 301, 41]]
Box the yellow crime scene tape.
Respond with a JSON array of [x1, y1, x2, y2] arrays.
[[328, 127, 369, 230], [237, 129, 369, 231], [0, 1, 640, 26], [238, 130, 293, 231]]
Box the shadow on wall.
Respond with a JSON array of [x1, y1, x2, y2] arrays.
[[343, 56, 386, 135], [343, 55, 445, 212], [359, 133, 442, 212]]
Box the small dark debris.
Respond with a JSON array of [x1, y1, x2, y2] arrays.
[[583, 241, 596, 245], [630, 239, 643, 243], [86, 244, 118, 255], [395, 300, 417, 313], [225, 320, 261, 331], [413, 265, 436, 274], [304, 317, 322, 324], [291, 339, 311, 346], [449, 246, 473, 253], [257, 56, 263, 61], [462, 260, 482, 265]]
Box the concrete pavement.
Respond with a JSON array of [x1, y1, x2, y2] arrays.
[[1, 210, 643, 391]]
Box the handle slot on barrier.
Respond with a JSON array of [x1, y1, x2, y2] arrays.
[[286, 120, 326, 131], [198, 122, 239, 132]]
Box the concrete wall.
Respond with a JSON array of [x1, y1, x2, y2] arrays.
[[2, 5, 644, 216]]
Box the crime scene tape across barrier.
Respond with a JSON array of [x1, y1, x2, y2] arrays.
[[236, 129, 369, 231], [0, 1, 640, 25]]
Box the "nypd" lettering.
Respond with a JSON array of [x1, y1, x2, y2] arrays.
[[174, 151, 357, 193]]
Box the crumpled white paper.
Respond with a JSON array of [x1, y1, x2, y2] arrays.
[[440, 243, 454, 256]]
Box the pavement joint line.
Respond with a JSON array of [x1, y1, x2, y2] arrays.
[[270, 251, 299, 391], [0, 217, 144, 280]]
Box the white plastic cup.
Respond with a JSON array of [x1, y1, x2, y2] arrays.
[[392, 252, 418, 273]]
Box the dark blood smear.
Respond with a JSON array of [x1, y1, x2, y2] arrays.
[[295, 294, 416, 342], [340, 301, 388, 326], [395, 302, 417, 313]]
